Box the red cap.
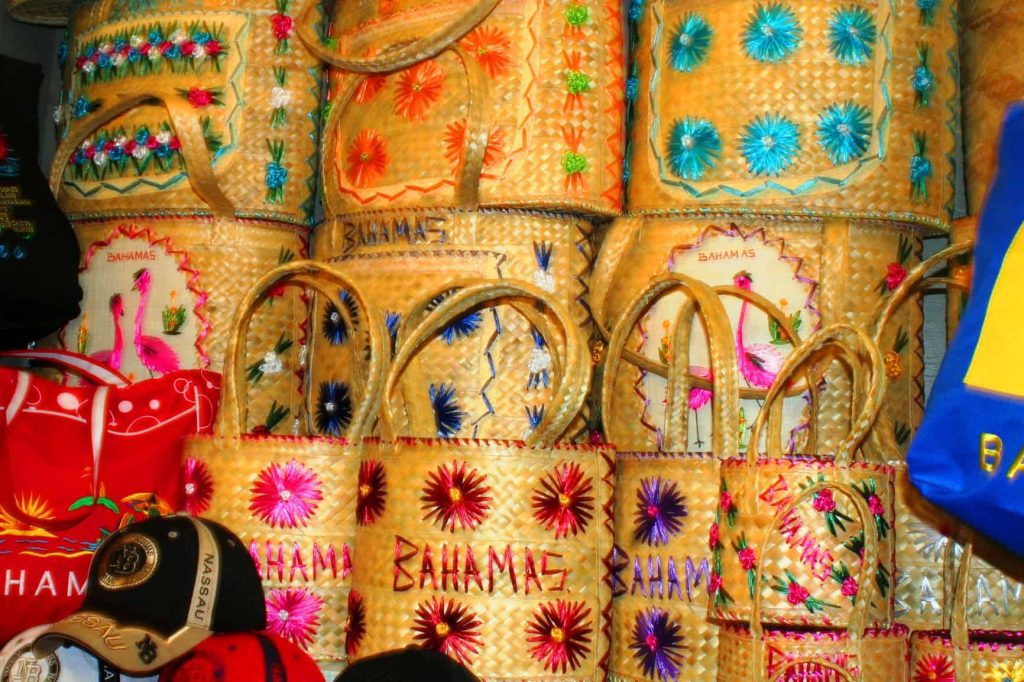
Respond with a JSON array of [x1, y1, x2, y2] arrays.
[[158, 633, 322, 682]]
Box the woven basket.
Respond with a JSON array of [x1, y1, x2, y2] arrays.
[[712, 324, 897, 629], [51, 0, 324, 226], [624, 0, 958, 229], [311, 209, 595, 441], [60, 216, 308, 433], [349, 281, 614, 681], [184, 260, 389, 664], [590, 214, 924, 457], [300, 0, 624, 218], [716, 481, 909, 682]]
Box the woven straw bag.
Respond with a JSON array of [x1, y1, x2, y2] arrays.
[[716, 481, 909, 682], [590, 214, 923, 457], [311, 209, 595, 441], [52, 0, 324, 225], [299, 0, 624, 218], [348, 281, 614, 680], [184, 260, 388, 664], [712, 324, 897, 629], [604, 273, 742, 682], [623, 0, 958, 229]]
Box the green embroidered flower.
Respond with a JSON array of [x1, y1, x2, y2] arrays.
[[566, 70, 591, 95], [564, 3, 590, 27], [562, 151, 588, 175]]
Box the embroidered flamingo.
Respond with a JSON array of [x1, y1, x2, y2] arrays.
[[658, 319, 713, 448], [733, 271, 785, 390], [131, 269, 180, 376], [91, 294, 125, 371]]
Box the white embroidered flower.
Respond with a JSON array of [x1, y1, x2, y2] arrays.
[[156, 131, 171, 144], [529, 346, 553, 375], [80, 139, 93, 150], [191, 44, 206, 60], [132, 145, 148, 160], [532, 268, 555, 292], [82, 60, 96, 73], [130, 35, 143, 47], [148, 46, 161, 60], [52, 105, 63, 125], [114, 135, 128, 147], [298, 344, 308, 368], [259, 351, 283, 376], [170, 28, 187, 45], [110, 52, 125, 67], [93, 151, 108, 167], [100, 41, 114, 53], [270, 86, 291, 109]]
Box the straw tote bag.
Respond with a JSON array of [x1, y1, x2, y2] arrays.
[[623, 0, 958, 229], [183, 260, 388, 664], [712, 324, 897, 629], [349, 281, 615, 680], [716, 481, 909, 682]]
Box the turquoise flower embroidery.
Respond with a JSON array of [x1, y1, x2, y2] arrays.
[[917, 0, 938, 25], [910, 132, 932, 202], [740, 113, 800, 176], [265, 139, 287, 204], [628, 0, 644, 23], [828, 6, 877, 65], [666, 116, 721, 180], [743, 3, 802, 63], [669, 13, 713, 73], [816, 101, 871, 165], [626, 74, 639, 101], [912, 45, 935, 108]]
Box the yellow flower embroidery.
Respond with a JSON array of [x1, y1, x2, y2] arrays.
[[987, 660, 1024, 682]]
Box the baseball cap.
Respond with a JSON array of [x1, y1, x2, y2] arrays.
[[334, 649, 480, 682], [33, 515, 266, 675], [158, 632, 322, 682], [1, 625, 158, 681]]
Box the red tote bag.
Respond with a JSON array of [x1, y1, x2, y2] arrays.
[[0, 350, 220, 646]]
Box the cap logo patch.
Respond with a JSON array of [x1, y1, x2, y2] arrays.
[[1, 644, 60, 682], [135, 635, 158, 666], [99, 534, 159, 591]]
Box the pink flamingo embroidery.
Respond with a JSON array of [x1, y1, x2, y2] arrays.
[[659, 320, 713, 448], [91, 294, 125, 371], [131, 269, 180, 376], [733, 271, 785, 389]]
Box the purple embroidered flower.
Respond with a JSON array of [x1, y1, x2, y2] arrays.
[[629, 608, 685, 682], [633, 478, 687, 546]]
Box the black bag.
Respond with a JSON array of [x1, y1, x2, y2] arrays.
[[0, 55, 82, 348]]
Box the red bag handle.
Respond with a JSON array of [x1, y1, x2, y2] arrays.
[[0, 349, 131, 387]]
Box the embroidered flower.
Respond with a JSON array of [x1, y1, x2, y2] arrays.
[[345, 130, 389, 188], [250, 460, 323, 528], [270, 86, 291, 109], [266, 588, 323, 649], [771, 570, 835, 613], [666, 116, 721, 180], [443, 119, 505, 171], [270, 13, 295, 40], [633, 477, 687, 547], [917, 0, 938, 25], [528, 327, 553, 389], [562, 125, 588, 191], [912, 653, 955, 682], [828, 6, 876, 65], [626, 74, 639, 101], [812, 487, 836, 513], [354, 74, 387, 103], [816, 101, 871, 165], [738, 547, 757, 571], [426, 291, 482, 344], [565, 4, 590, 33], [628, 0, 644, 22], [868, 495, 885, 516], [743, 3, 802, 63], [394, 60, 445, 121], [429, 383, 464, 439], [786, 582, 809, 605], [526, 601, 593, 673], [912, 45, 935, 109], [356, 459, 387, 525], [740, 112, 800, 176], [411, 597, 482, 665], [315, 380, 353, 436], [911, 132, 933, 201], [345, 590, 366, 656], [460, 26, 512, 78], [709, 522, 721, 550], [265, 162, 287, 188], [532, 462, 594, 539], [669, 12, 712, 72], [985, 660, 1024, 682], [629, 608, 685, 682], [182, 457, 213, 516], [841, 576, 858, 597], [421, 460, 491, 531], [532, 243, 555, 293], [886, 262, 907, 291], [322, 290, 360, 346]]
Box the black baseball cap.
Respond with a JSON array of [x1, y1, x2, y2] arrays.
[[335, 649, 480, 682], [32, 515, 266, 675]]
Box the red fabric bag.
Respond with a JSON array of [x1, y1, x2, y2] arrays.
[[0, 350, 220, 647]]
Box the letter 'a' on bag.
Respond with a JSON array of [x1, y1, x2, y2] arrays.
[[908, 102, 1024, 558]]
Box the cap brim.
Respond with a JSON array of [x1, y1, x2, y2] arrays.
[[32, 611, 210, 675]]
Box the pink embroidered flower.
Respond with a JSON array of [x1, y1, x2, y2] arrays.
[[266, 588, 324, 649], [812, 488, 836, 513], [709, 572, 723, 595], [708, 522, 720, 550], [249, 460, 323, 528], [913, 653, 956, 682], [182, 457, 213, 516], [719, 490, 733, 513], [205, 39, 222, 56], [270, 13, 295, 40], [885, 262, 907, 291], [841, 576, 859, 597], [356, 459, 387, 526], [868, 495, 885, 517], [186, 87, 214, 108], [421, 460, 491, 531], [532, 462, 595, 539], [526, 600, 593, 673], [345, 590, 366, 657], [411, 597, 482, 665], [786, 582, 810, 605], [738, 547, 757, 571]]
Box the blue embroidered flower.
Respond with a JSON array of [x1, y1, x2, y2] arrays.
[[669, 12, 712, 73], [628, 0, 644, 23], [265, 162, 288, 189], [629, 608, 684, 682], [135, 129, 150, 145], [917, 0, 938, 25], [626, 75, 639, 101], [633, 478, 687, 547], [743, 3, 802, 63], [322, 291, 359, 346], [84, 45, 96, 58], [148, 29, 162, 43], [108, 145, 124, 162], [912, 45, 934, 108], [666, 116, 721, 181], [71, 96, 91, 119], [622, 144, 633, 184], [828, 6, 876, 65], [128, 47, 141, 62], [426, 290, 482, 344], [429, 383, 463, 439], [155, 143, 172, 159], [910, 132, 932, 202], [315, 380, 353, 436], [526, 405, 545, 431], [384, 311, 401, 349], [114, 37, 127, 51], [97, 53, 111, 68], [164, 45, 181, 59], [816, 101, 871, 165], [193, 31, 211, 44], [527, 327, 552, 390], [740, 112, 800, 176]]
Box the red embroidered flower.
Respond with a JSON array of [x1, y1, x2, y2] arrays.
[[344, 590, 366, 657], [459, 26, 512, 78], [719, 490, 733, 513], [344, 130, 389, 188], [205, 39, 222, 55], [186, 87, 215, 108], [913, 653, 956, 682], [526, 600, 593, 673], [868, 494, 885, 517], [249, 459, 323, 529], [354, 74, 387, 104], [266, 588, 323, 649], [443, 119, 505, 171], [738, 547, 757, 571], [356, 459, 387, 526], [182, 457, 213, 516], [709, 522, 720, 550], [421, 460, 491, 531], [812, 488, 836, 513], [841, 576, 858, 597], [411, 597, 482, 666], [885, 262, 907, 291], [532, 462, 595, 539], [709, 572, 723, 594], [786, 582, 810, 605], [394, 60, 445, 121], [270, 13, 295, 40], [180, 41, 195, 56]]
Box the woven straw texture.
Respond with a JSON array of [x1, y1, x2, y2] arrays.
[[5, 0, 69, 24], [590, 215, 924, 458], [312, 209, 595, 441], [312, 0, 624, 218], [52, 0, 324, 225], [61, 216, 308, 433], [624, 0, 958, 230], [185, 260, 390, 664]]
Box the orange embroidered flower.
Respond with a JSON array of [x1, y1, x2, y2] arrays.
[[344, 130, 389, 188], [394, 60, 445, 121], [443, 119, 506, 172], [354, 74, 387, 104], [460, 26, 512, 78]]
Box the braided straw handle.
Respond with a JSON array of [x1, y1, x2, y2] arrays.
[[49, 89, 235, 220], [602, 272, 740, 456], [220, 260, 388, 440], [381, 280, 587, 448], [749, 482, 881, 682], [950, 542, 975, 680]]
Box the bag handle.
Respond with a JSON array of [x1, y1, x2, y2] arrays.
[[219, 260, 388, 439], [381, 280, 588, 448], [601, 272, 740, 455], [0, 350, 130, 387], [749, 481, 880, 682], [296, 0, 501, 72], [950, 542, 975, 680], [49, 89, 235, 220]]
